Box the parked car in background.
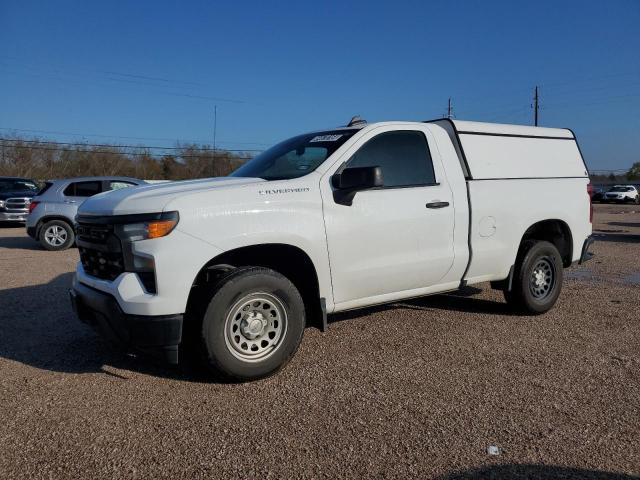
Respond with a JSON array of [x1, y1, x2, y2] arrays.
[[590, 187, 605, 203], [0, 177, 39, 224], [603, 185, 639, 204], [27, 176, 145, 250]]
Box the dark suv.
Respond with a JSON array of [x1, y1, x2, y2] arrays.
[[0, 177, 39, 223]]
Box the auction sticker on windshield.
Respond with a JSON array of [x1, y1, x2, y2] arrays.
[[309, 134, 343, 142]]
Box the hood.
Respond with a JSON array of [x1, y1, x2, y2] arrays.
[[79, 177, 264, 216], [0, 190, 37, 200]]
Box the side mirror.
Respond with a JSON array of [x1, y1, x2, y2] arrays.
[[331, 166, 383, 206]]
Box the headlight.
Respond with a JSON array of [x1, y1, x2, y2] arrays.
[[0, 200, 5, 208], [116, 211, 179, 242]]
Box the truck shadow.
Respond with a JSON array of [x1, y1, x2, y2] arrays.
[[329, 286, 517, 324], [0, 273, 213, 383], [607, 221, 640, 228], [593, 232, 640, 243], [0, 235, 42, 250], [437, 464, 637, 480], [398, 287, 516, 316], [0, 222, 26, 228], [0, 277, 522, 382]]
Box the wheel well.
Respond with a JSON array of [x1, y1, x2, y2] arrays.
[[36, 216, 74, 235], [521, 220, 573, 267], [187, 244, 322, 330]]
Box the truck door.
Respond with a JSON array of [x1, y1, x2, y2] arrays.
[[322, 127, 455, 306]]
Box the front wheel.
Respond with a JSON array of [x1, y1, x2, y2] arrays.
[[504, 240, 564, 314], [199, 267, 305, 381]]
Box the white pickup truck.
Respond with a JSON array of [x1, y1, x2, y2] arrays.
[[70, 119, 594, 380]]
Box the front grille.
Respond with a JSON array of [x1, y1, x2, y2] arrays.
[[77, 223, 125, 281], [77, 223, 112, 243], [4, 197, 30, 213], [78, 247, 125, 280]]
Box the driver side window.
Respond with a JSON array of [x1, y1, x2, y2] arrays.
[[347, 130, 436, 188]]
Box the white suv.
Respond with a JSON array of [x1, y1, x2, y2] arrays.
[[603, 185, 639, 204]]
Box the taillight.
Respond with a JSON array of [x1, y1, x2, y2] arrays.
[[28, 201, 39, 214], [587, 182, 593, 224]]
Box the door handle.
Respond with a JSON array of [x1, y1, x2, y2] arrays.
[[425, 201, 449, 209]]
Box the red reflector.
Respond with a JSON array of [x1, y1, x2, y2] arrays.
[[28, 201, 39, 214]]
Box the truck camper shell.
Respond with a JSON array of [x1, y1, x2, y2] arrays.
[[427, 119, 589, 180]]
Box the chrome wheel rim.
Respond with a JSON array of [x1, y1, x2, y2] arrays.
[[44, 225, 68, 246], [529, 257, 555, 299], [224, 292, 287, 362]]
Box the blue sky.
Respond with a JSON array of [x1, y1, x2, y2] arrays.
[[1, 0, 638, 171]]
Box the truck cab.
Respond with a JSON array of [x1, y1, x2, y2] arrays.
[[70, 119, 593, 381]]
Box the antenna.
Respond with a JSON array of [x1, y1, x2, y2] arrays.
[[347, 115, 367, 127]]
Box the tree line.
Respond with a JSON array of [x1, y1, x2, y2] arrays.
[[2, 136, 638, 184], [0, 137, 253, 181]]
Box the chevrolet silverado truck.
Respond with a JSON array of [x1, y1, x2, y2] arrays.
[[0, 177, 39, 223], [70, 119, 594, 381]]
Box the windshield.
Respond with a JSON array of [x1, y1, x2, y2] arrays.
[[609, 186, 634, 192], [0, 179, 38, 192], [231, 130, 357, 180]]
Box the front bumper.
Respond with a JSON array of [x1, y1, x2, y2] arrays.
[[0, 211, 28, 222], [604, 196, 628, 202], [70, 279, 183, 364]]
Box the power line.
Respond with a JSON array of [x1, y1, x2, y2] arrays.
[[439, 71, 639, 123], [539, 80, 640, 99], [0, 137, 262, 152], [541, 92, 640, 110], [2, 145, 252, 159], [0, 57, 246, 104], [0, 127, 270, 147], [0, 55, 209, 88], [0, 66, 247, 104], [539, 70, 640, 90], [0, 140, 261, 158]]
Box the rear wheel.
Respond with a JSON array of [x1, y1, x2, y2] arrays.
[[199, 267, 305, 381], [39, 220, 74, 251], [504, 240, 564, 314]]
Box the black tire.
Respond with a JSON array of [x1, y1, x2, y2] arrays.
[[39, 219, 75, 251], [199, 266, 305, 381], [504, 240, 564, 315]]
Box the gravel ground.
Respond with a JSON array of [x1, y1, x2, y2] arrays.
[[0, 204, 638, 479]]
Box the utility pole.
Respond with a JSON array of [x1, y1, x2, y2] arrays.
[[533, 86, 539, 126], [445, 97, 454, 119], [213, 105, 217, 153], [212, 105, 217, 177]]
